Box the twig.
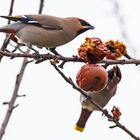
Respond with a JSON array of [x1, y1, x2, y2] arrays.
[[0, 50, 29, 139], [0, 1, 45, 139], [7, 0, 15, 24], [0, 0, 15, 62], [51, 63, 140, 140], [16, 94, 26, 97], [38, 0, 44, 14]]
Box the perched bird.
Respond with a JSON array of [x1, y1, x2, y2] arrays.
[[0, 14, 94, 54], [74, 65, 122, 132]]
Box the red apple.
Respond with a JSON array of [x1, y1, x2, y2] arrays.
[[76, 64, 108, 92]]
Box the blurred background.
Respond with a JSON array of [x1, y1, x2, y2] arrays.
[[0, 0, 140, 140]]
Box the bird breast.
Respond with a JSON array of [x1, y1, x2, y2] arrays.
[[80, 86, 117, 111]]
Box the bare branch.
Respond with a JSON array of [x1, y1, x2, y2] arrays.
[[8, 0, 15, 24], [1, 50, 140, 65], [0, 1, 45, 139], [51, 63, 140, 140], [0, 50, 29, 139], [0, 0, 15, 62]]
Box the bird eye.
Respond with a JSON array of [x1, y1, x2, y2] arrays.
[[108, 66, 121, 80], [108, 69, 115, 80], [78, 19, 91, 26]]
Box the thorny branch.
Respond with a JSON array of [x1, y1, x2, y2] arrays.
[[51, 62, 140, 140], [0, 49, 140, 66]]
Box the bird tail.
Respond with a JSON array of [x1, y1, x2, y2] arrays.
[[74, 108, 92, 132], [0, 22, 26, 34], [0, 15, 22, 22], [0, 27, 16, 33]]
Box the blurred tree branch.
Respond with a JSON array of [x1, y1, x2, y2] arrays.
[[111, 0, 138, 57], [38, 0, 44, 14]]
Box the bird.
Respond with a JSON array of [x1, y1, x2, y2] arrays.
[[0, 14, 94, 55], [74, 65, 122, 132]]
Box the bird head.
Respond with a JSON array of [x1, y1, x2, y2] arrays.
[[76, 18, 95, 36], [107, 65, 122, 89]]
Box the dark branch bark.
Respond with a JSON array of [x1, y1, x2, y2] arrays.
[[38, 0, 44, 14]]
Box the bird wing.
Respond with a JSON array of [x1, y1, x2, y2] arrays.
[[0, 15, 63, 30]]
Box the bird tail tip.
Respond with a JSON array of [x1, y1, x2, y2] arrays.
[[0, 15, 20, 21], [74, 124, 84, 132]]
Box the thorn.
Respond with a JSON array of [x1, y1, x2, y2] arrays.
[[27, 60, 34, 64], [17, 94, 26, 97], [3, 102, 10, 105], [69, 77, 73, 81], [124, 53, 133, 59], [102, 109, 109, 116], [9, 104, 19, 112], [10, 56, 15, 59], [58, 61, 65, 69]]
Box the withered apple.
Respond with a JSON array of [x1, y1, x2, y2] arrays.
[[76, 64, 108, 92]]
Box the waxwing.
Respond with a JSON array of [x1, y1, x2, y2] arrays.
[[74, 65, 122, 132], [0, 15, 94, 52]]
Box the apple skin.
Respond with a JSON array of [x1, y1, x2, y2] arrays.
[[76, 64, 108, 92]]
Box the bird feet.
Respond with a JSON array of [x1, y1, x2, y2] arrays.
[[49, 48, 62, 56]]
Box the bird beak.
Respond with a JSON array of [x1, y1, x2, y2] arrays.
[[81, 25, 95, 30], [87, 25, 95, 30], [77, 24, 95, 36]]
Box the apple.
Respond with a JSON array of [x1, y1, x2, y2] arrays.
[[76, 64, 108, 92]]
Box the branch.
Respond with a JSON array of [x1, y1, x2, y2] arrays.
[[0, 50, 29, 139], [1, 50, 140, 65], [0, 1, 45, 139], [51, 63, 140, 140], [7, 0, 15, 24], [0, 0, 15, 62], [38, 0, 44, 14]]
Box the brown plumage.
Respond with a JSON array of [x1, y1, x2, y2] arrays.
[[75, 65, 122, 132], [0, 15, 94, 49]]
